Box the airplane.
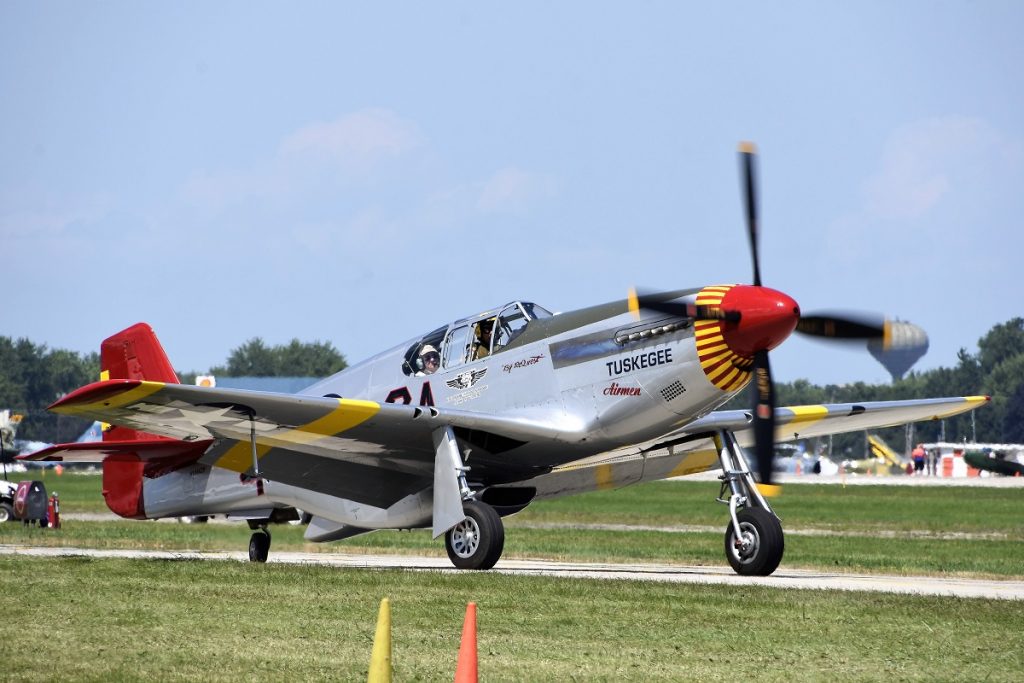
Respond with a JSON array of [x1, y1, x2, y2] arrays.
[[1, 410, 24, 461], [963, 447, 1024, 477], [21, 144, 989, 576], [837, 433, 911, 476]]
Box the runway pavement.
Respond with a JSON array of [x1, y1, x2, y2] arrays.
[[682, 471, 1024, 487], [3, 544, 1022, 601]]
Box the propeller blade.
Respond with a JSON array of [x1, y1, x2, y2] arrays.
[[627, 287, 641, 319], [751, 349, 780, 495], [739, 142, 761, 287], [795, 312, 887, 341], [628, 289, 741, 322]]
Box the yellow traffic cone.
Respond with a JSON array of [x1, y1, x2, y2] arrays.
[[368, 597, 392, 683]]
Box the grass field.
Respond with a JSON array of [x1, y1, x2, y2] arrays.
[[3, 472, 1023, 680], [3, 556, 1023, 681]]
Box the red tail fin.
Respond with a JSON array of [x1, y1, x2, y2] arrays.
[[23, 323, 206, 520], [101, 323, 179, 442], [102, 323, 180, 384]]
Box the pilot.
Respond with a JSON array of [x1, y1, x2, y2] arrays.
[[473, 320, 494, 360], [417, 345, 440, 375]]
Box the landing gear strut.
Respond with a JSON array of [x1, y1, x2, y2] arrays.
[[715, 431, 785, 576], [444, 500, 505, 570]]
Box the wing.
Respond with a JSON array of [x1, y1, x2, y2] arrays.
[[685, 395, 990, 446], [39, 379, 577, 509], [510, 395, 990, 500]]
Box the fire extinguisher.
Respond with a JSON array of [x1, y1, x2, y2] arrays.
[[47, 493, 61, 529]]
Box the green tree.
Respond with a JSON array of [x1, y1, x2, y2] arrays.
[[276, 339, 349, 377], [976, 318, 1024, 375], [1003, 382, 1024, 443], [210, 338, 347, 377], [212, 338, 276, 376], [0, 336, 98, 445]]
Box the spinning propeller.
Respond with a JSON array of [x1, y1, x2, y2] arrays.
[[631, 142, 915, 494]]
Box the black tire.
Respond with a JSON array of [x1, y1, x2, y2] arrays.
[[724, 507, 784, 576], [444, 500, 505, 570], [249, 531, 271, 563], [39, 518, 49, 528], [0, 501, 13, 523]]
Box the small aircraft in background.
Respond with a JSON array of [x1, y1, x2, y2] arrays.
[[1, 410, 25, 460], [22, 144, 988, 576], [2, 418, 103, 471], [963, 447, 1024, 477]]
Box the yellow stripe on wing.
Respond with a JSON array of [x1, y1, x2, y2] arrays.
[[51, 381, 167, 417], [215, 442, 274, 474], [214, 398, 381, 473], [775, 405, 830, 437], [595, 463, 615, 491], [666, 448, 720, 478], [927, 396, 990, 419], [786, 405, 830, 425]]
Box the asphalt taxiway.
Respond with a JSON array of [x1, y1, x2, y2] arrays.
[[3, 544, 1022, 601]]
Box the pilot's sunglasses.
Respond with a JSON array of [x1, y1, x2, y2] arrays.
[[425, 353, 440, 363]]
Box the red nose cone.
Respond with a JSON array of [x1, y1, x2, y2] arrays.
[[720, 286, 800, 357]]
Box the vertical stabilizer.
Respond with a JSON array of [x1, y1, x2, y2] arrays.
[[101, 323, 180, 384], [100, 323, 179, 442]]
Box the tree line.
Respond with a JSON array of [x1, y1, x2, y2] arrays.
[[1, 319, 1020, 453]]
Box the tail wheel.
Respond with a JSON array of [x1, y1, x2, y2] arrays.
[[724, 507, 784, 576], [445, 500, 505, 570], [249, 530, 271, 563]]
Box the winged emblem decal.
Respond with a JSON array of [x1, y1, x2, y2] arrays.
[[447, 368, 488, 390]]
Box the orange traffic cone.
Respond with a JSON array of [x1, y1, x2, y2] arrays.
[[454, 602, 478, 683]]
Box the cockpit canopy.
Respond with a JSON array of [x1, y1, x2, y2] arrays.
[[402, 301, 552, 376]]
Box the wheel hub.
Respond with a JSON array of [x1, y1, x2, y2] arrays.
[[732, 524, 760, 564], [450, 518, 481, 558]]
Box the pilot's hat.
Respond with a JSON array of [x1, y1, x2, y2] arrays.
[[421, 344, 438, 355]]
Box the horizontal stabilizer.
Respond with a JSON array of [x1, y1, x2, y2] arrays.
[[17, 438, 210, 463]]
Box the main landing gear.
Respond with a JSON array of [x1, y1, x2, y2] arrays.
[[433, 424, 506, 570], [715, 431, 785, 576], [444, 499, 505, 570]]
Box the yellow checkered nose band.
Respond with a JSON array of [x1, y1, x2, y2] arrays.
[[694, 285, 754, 392]]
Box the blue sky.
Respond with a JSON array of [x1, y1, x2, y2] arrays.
[[3, 2, 1022, 386]]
